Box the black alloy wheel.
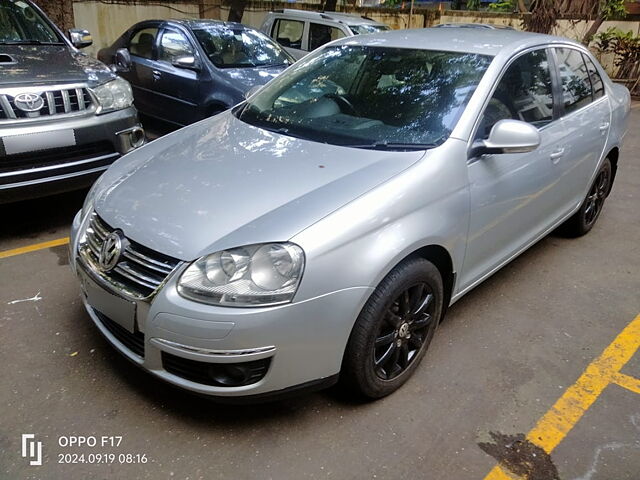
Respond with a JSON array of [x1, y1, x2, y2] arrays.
[[373, 283, 435, 381], [342, 257, 444, 399]]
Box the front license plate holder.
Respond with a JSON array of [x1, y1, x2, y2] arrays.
[[79, 268, 136, 333], [2, 129, 76, 155]]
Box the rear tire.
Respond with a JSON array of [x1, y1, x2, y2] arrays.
[[559, 158, 612, 237], [341, 257, 444, 399]]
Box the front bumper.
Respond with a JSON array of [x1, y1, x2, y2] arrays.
[[0, 107, 142, 203], [70, 211, 372, 399]]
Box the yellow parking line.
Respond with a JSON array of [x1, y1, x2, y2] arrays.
[[484, 313, 640, 480], [0, 237, 69, 259], [612, 372, 640, 395]]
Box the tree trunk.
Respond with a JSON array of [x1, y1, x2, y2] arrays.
[[517, 0, 528, 13], [582, 15, 604, 45], [227, 0, 246, 23], [324, 0, 338, 12], [34, 0, 74, 31]]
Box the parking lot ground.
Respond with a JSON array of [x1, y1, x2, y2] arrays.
[[1, 103, 639, 479]]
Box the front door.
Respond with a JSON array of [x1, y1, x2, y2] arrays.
[[461, 48, 565, 290], [151, 28, 201, 127], [124, 26, 160, 118]]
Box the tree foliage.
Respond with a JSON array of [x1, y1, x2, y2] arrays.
[[522, 0, 626, 44]]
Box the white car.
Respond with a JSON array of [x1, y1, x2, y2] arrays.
[[260, 9, 389, 60]]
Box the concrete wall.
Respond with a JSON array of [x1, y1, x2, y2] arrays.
[[72, 1, 640, 76], [73, 1, 200, 56]]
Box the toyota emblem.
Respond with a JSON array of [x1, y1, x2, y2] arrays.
[[13, 92, 44, 112], [98, 232, 124, 272]]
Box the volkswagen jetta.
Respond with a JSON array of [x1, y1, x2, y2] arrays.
[[70, 28, 630, 401]]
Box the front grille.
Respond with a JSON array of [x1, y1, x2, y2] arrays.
[[162, 352, 271, 387], [0, 141, 116, 174], [93, 309, 145, 358], [0, 86, 94, 121], [80, 213, 181, 299]]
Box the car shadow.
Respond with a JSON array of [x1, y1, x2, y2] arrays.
[[0, 189, 87, 245]]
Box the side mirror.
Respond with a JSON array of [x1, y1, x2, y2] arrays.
[[115, 48, 132, 72], [172, 56, 199, 70], [68, 28, 92, 49], [244, 85, 261, 100], [470, 119, 541, 157]]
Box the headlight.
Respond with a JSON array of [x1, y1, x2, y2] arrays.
[[91, 77, 133, 113], [177, 243, 305, 307]]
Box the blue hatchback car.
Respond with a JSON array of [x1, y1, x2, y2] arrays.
[[98, 19, 293, 127]]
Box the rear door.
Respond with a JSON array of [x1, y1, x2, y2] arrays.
[[461, 48, 566, 289], [124, 25, 160, 117], [550, 47, 611, 215], [151, 26, 201, 126], [270, 17, 307, 60], [308, 22, 347, 52]]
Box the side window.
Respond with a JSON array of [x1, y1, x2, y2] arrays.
[[477, 49, 554, 139], [583, 53, 605, 100], [271, 19, 304, 50], [309, 23, 345, 51], [555, 48, 593, 114], [159, 30, 193, 63], [129, 28, 158, 59]]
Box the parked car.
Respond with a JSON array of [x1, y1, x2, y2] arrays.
[[98, 20, 294, 128], [70, 28, 630, 401], [0, 0, 143, 203], [434, 23, 515, 30], [260, 9, 390, 60]]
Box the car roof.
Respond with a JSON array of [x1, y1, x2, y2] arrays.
[[332, 27, 580, 56], [434, 23, 515, 30], [269, 9, 385, 26]]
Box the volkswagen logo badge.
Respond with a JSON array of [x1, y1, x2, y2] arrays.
[[98, 231, 124, 272], [13, 92, 44, 112]]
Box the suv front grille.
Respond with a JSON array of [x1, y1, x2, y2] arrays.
[[80, 213, 181, 299], [0, 86, 94, 121]]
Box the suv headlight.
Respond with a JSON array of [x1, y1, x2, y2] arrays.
[[91, 77, 133, 113], [177, 243, 305, 307]]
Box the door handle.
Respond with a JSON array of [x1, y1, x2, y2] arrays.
[[550, 148, 565, 163], [152, 70, 161, 78], [599, 122, 610, 133]]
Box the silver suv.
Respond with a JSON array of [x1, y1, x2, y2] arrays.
[[0, 0, 144, 203], [260, 9, 389, 59]]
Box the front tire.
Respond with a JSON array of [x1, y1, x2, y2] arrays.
[[341, 258, 444, 399], [560, 158, 612, 237]]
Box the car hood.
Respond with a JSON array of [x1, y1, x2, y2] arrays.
[[93, 112, 423, 261], [0, 45, 114, 87], [218, 64, 287, 92]]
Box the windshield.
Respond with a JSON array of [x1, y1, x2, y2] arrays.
[[235, 45, 492, 150], [193, 26, 293, 68], [349, 24, 390, 35], [0, 0, 61, 44]]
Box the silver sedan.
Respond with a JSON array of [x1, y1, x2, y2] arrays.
[[69, 27, 631, 401]]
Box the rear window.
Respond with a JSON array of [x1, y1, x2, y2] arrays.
[[583, 54, 605, 100], [349, 24, 390, 35]]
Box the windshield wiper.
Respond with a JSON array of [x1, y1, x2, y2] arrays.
[[343, 142, 438, 151]]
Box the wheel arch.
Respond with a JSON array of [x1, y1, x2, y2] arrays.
[[406, 244, 455, 317]]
